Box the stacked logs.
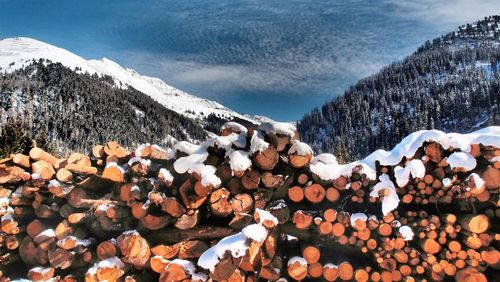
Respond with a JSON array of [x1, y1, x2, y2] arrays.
[[0, 121, 498, 282]]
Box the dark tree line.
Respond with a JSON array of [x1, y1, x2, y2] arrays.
[[297, 16, 500, 162], [0, 60, 208, 154]]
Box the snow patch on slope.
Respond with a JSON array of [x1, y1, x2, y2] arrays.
[[0, 37, 260, 123]]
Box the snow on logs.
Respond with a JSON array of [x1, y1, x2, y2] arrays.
[[0, 123, 498, 281]]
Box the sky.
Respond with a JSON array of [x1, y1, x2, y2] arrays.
[[0, 0, 498, 121]]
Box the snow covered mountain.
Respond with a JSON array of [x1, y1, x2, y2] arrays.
[[0, 37, 259, 124]]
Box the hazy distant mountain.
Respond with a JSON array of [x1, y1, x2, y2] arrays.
[[0, 37, 265, 152], [297, 16, 500, 161]]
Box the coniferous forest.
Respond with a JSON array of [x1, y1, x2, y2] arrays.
[[297, 16, 500, 161], [0, 61, 207, 155]]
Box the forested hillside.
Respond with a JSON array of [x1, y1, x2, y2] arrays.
[[0, 61, 207, 154], [298, 16, 500, 161]]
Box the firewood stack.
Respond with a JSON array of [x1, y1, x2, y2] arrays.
[[0, 122, 498, 281]]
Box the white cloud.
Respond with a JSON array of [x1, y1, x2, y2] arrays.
[[122, 52, 384, 98], [386, 0, 500, 26]]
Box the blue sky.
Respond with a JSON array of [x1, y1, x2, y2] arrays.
[[0, 0, 498, 120]]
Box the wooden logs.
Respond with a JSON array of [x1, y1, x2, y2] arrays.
[[461, 215, 490, 234], [455, 267, 487, 282], [31, 160, 55, 180], [116, 231, 150, 269], [209, 188, 233, 217], [261, 172, 283, 188], [103, 141, 129, 159], [338, 262, 354, 281], [0, 125, 498, 281], [323, 264, 339, 281], [254, 146, 278, 171], [241, 170, 260, 190], [293, 210, 313, 230], [12, 153, 30, 168], [162, 197, 186, 218], [65, 163, 97, 175], [304, 183, 326, 203], [102, 163, 124, 182], [29, 148, 58, 166], [288, 186, 304, 203], [482, 166, 499, 189], [303, 246, 320, 264], [287, 257, 308, 281]]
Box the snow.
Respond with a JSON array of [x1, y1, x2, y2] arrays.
[[287, 256, 307, 267], [1, 213, 14, 222], [370, 174, 400, 216], [35, 228, 56, 239], [350, 213, 368, 227], [270, 200, 287, 210], [250, 131, 270, 154], [135, 143, 150, 157], [392, 220, 402, 228], [448, 152, 477, 171], [229, 150, 252, 173], [288, 140, 313, 156], [127, 156, 151, 167], [173, 130, 265, 187], [469, 173, 485, 189], [311, 127, 500, 182], [168, 259, 207, 281], [197, 233, 249, 272], [96, 204, 110, 213], [394, 160, 426, 187], [206, 133, 247, 153], [57, 236, 93, 248], [309, 153, 376, 182], [198, 218, 273, 272], [31, 173, 41, 180], [105, 162, 125, 173], [87, 257, 124, 276], [29, 266, 53, 275], [242, 224, 268, 243], [0, 37, 263, 124], [200, 169, 222, 188], [324, 263, 338, 269], [399, 226, 414, 241], [258, 121, 297, 137], [152, 145, 176, 160], [442, 178, 452, 187], [48, 179, 60, 187], [221, 122, 248, 134], [173, 151, 221, 187], [158, 168, 174, 183], [0, 197, 10, 207], [312, 153, 338, 165], [175, 141, 201, 155], [122, 230, 140, 236], [255, 208, 279, 225]]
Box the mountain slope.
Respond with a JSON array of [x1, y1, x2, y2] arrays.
[[0, 37, 259, 124], [297, 15, 500, 161], [0, 61, 207, 153]]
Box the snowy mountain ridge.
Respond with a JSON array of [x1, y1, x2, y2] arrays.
[[0, 37, 260, 124]]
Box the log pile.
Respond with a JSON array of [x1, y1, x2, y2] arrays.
[[0, 121, 498, 281]]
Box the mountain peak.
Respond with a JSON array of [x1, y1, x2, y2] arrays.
[[0, 37, 260, 124]]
